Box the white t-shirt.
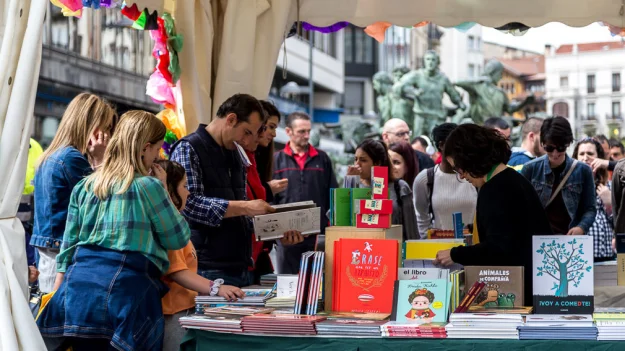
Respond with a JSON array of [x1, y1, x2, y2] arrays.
[[413, 166, 478, 235]]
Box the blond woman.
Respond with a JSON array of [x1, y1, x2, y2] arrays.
[[37, 111, 191, 351], [32, 93, 117, 293]]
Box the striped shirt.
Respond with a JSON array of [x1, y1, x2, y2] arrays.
[[56, 175, 191, 273]]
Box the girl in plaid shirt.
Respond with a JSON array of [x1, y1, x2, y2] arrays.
[[38, 111, 191, 351], [573, 138, 615, 261]]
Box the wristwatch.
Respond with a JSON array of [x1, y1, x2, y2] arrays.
[[210, 278, 224, 296]]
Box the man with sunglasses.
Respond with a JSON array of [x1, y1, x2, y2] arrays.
[[383, 118, 435, 171], [273, 112, 339, 274], [520, 117, 596, 236], [170, 94, 276, 287]]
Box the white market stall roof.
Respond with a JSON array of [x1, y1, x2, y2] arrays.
[[129, 0, 625, 28]]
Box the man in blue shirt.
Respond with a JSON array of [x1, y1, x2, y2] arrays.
[[508, 117, 545, 169]]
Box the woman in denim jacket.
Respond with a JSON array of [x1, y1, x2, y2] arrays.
[[521, 117, 596, 235], [32, 93, 117, 293]]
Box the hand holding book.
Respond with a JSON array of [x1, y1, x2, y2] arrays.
[[432, 249, 454, 266]]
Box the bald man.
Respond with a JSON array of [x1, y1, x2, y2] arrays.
[[382, 118, 435, 171]]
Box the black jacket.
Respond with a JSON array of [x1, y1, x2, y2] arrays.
[[272, 144, 338, 234], [172, 125, 252, 271]]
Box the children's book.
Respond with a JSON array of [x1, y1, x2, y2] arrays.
[[464, 266, 524, 307], [391, 279, 451, 324], [532, 236, 594, 314], [333, 238, 398, 313], [398, 267, 449, 280]]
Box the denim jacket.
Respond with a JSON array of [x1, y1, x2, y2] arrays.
[[31, 147, 93, 249], [520, 155, 596, 234]]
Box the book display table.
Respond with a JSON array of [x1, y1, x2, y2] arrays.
[[180, 329, 625, 351]]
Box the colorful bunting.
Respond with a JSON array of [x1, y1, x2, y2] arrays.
[[302, 21, 350, 34], [364, 21, 392, 43], [601, 22, 625, 37]]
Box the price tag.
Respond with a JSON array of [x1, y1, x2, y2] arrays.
[[361, 214, 380, 225], [364, 200, 382, 211], [372, 177, 385, 195], [277, 275, 299, 298]]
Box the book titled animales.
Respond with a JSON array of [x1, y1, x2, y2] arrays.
[[464, 266, 524, 307]]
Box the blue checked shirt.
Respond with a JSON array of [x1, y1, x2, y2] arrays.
[[171, 141, 233, 227]]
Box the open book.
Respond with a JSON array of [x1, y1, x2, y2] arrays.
[[253, 201, 321, 241]]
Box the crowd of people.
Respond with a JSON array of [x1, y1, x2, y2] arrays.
[[19, 91, 625, 350]]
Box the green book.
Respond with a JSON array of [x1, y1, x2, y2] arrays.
[[331, 188, 352, 226], [351, 188, 372, 225]]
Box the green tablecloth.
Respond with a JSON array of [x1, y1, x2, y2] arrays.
[[180, 329, 625, 351]]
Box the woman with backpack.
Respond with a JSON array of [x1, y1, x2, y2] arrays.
[[413, 123, 477, 235]]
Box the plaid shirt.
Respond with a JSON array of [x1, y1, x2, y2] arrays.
[[56, 176, 190, 273], [589, 187, 614, 259], [171, 141, 231, 226]]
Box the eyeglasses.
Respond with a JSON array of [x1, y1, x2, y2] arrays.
[[452, 166, 465, 182], [543, 144, 568, 153], [390, 130, 412, 138]]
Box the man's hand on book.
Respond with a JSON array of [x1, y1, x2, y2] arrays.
[[433, 249, 454, 266], [280, 230, 304, 246], [246, 199, 276, 216]]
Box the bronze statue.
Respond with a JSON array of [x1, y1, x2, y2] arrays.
[[393, 51, 466, 136], [372, 71, 394, 124], [454, 59, 534, 125]]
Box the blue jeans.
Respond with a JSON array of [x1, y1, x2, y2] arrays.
[[197, 269, 253, 287], [37, 245, 168, 351]]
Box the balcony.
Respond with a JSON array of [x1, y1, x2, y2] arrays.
[[607, 114, 623, 123]]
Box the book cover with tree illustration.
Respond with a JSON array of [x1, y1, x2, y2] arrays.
[[532, 236, 594, 314], [464, 266, 524, 307]]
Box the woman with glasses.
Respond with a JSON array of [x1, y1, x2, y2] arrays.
[[572, 138, 614, 261], [521, 117, 596, 236], [344, 139, 420, 240], [413, 123, 477, 235], [433, 124, 551, 306]]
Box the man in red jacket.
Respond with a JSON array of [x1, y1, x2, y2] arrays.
[[273, 112, 339, 274]]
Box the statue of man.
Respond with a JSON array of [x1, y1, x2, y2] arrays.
[[393, 50, 466, 136], [390, 66, 414, 128], [455, 59, 535, 125], [372, 71, 394, 124]]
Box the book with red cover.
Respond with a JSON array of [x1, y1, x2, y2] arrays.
[[357, 199, 393, 215], [356, 213, 392, 229], [371, 166, 389, 200], [334, 238, 398, 313]]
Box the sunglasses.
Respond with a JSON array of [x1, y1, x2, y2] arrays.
[[543, 144, 568, 153]]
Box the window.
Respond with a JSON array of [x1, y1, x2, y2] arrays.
[[613, 101, 621, 118], [468, 36, 475, 51], [587, 102, 596, 118], [613, 73, 621, 92], [468, 64, 475, 78], [553, 102, 569, 118], [560, 76, 568, 88], [344, 26, 353, 63], [343, 81, 365, 115], [588, 74, 596, 94]]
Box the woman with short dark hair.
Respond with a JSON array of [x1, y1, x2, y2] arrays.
[[434, 124, 552, 306], [521, 116, 596, 236], [344, 139, 419, 240]]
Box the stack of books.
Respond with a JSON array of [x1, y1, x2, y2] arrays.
[[446, 313, 523, 339], [195, 287, 272, 311], [593, 308, 625, 340], [518, 315, 597, 340], [316, 312, 389, 337], [264, 296, 296, 311], [240, 314, 326, 335], [381, 322, 447, 338], [180, 306, 274, 333], [260, 273, 278, 286]]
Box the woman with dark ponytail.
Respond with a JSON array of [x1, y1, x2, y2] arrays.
[[344, 139, 419, 240]]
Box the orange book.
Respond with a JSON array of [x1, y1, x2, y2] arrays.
[[334, 238, 398, 313]]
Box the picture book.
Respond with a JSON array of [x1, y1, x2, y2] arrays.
[[333, 238, 398, 313], [464, 266, 524, 307], [403, 240, 465, 260], [391, 279, 451, 324], [532, 236, 594, 314], [398, 267, 449, 280]]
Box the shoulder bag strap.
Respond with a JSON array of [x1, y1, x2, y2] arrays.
[[546, 160, 578, 207]]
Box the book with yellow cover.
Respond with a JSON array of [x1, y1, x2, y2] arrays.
[[403, 240, 465, 260]]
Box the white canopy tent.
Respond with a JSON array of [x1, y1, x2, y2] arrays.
[[0, 0, 622, 349]]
